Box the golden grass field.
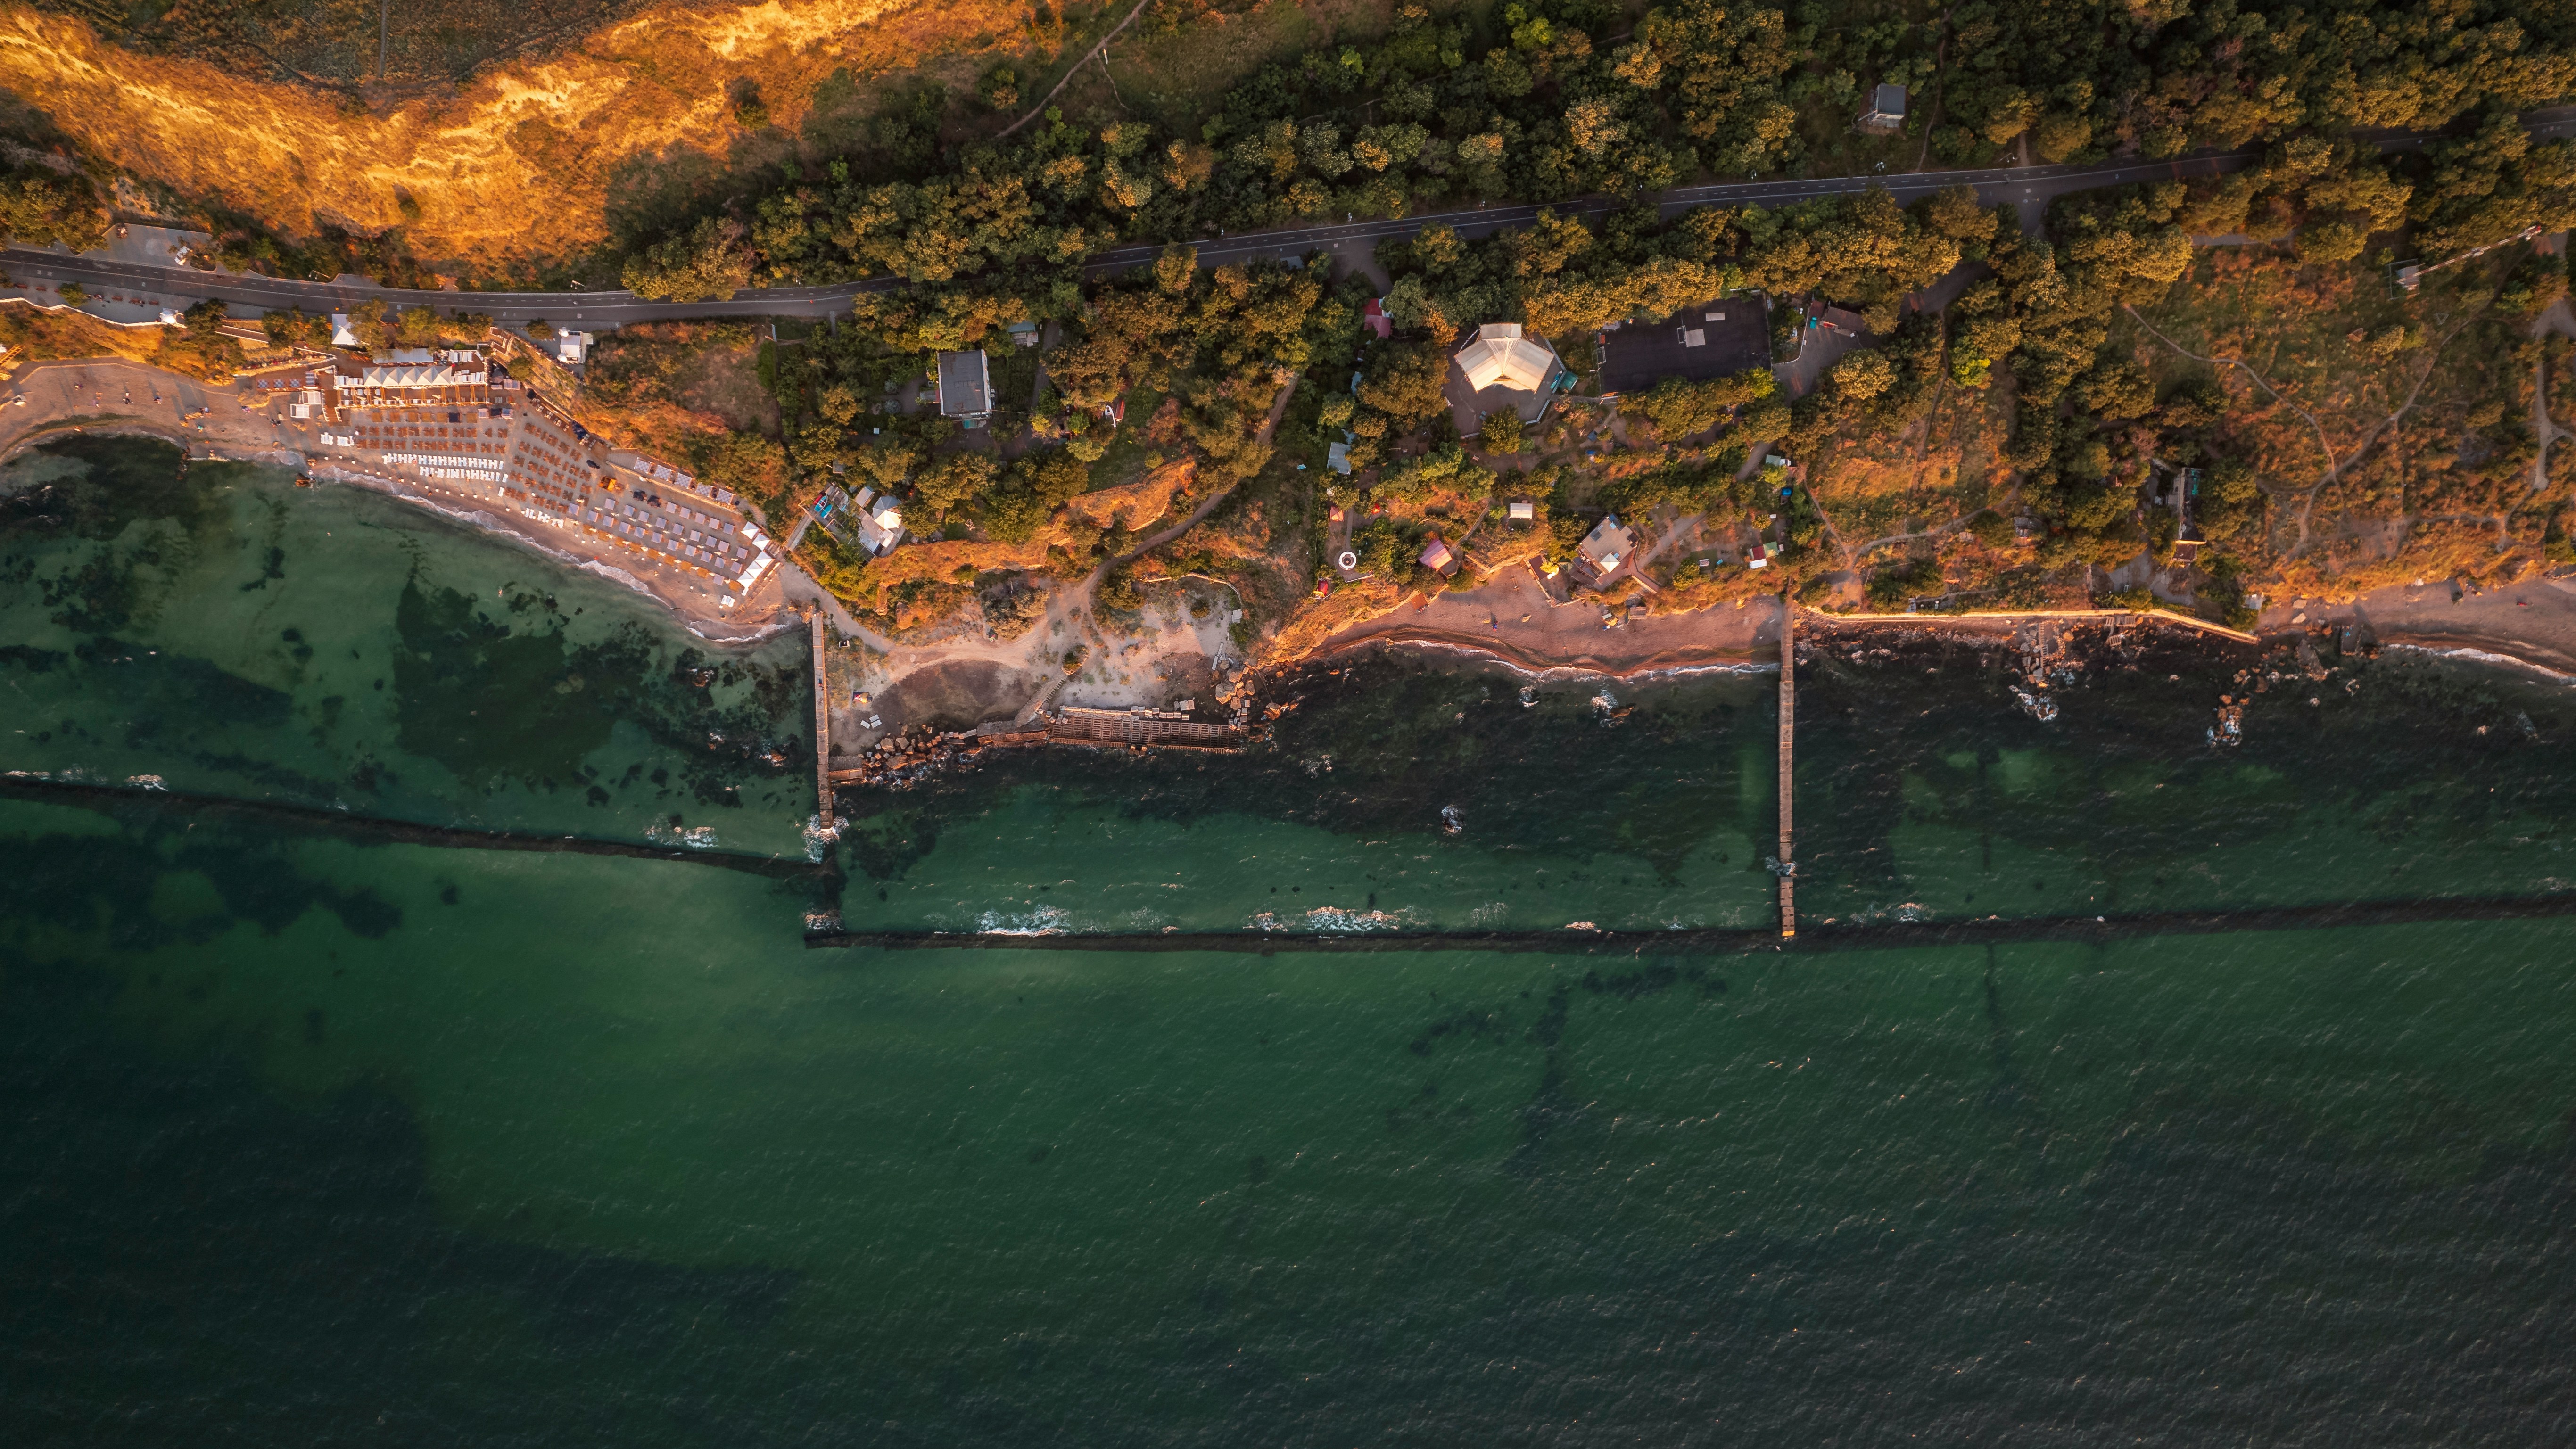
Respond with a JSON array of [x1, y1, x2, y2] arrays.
[[0, 0, 1048, 270]]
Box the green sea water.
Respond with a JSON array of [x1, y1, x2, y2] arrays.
[[6, 439, 2576, 1444]]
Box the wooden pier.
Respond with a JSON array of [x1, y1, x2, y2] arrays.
[[810, 611, 832, 823], [1777, 595, 1795, 939]]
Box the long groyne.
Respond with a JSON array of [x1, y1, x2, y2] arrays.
[[811, 611, 833, 822], [804, 890, 2576, 955], [1777, 593, 1795, 939], [0, 774, 841, 881]]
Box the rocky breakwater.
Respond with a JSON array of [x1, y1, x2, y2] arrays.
[[832, 691, 1264, 792]]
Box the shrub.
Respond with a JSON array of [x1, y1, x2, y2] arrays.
[[1967, 509, 2015, 548], [979, 66, 1020, 112], [1864, 556, 1942, 610], [1097, 567, 1144, 613], [2497, 253, 2569, 317]]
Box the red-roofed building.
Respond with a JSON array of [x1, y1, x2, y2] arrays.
[[1363, 296, 1394, 340]]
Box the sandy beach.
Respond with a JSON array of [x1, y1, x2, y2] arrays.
[[0, 356, 788, 641], [1309, 567, 1783, 677], [1295, 561, 2576, 688], [2275, 575, 2576, 677]]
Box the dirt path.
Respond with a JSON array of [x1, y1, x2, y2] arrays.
[[2530, 299, 2573, 494], [1846, 513, 1974, 559], [2122, 303, 2474, 557], [1114, 374, 1294, 565], [1630, 509, 1703, 573], [997, 0, 1157, 140]]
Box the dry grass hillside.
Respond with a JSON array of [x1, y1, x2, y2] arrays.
[[0, 0, 1045, 272]]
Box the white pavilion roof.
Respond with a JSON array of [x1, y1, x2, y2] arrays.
[[1454, 322, 1557, 394]]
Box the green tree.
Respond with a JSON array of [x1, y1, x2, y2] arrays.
[[1355, 343, 1449, 430], [261, 307, 328, 348], [623, 217, 752, 302], [914, 450, 1000, 520], [0, 168, 107, 251], [1630, 369, 1773, 440], [852, 436, 921, 491], [978, 65, 1020, 112]]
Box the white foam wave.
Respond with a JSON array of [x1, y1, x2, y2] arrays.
[[975, 905, 1073, 935], [2383, 644, 2576, 682], [1248, 905, 1422, 933], [1338, 636, 1778, 681]]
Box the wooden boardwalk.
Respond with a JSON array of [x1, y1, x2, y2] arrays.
[[810, 612, 832, 823], [1777, 596, 1795, 939]]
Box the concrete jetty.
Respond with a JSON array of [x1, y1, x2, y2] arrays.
[[1777, 595, 1795, 939], [810, 611, 832, 823]]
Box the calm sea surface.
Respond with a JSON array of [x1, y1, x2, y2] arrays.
[[5, 439, 2575, 1445]]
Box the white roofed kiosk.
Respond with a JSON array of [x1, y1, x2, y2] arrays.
[[1445, 323, 1568, 439]]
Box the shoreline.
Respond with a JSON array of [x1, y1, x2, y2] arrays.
[[1279, 586, 2576, 689], [301, 459, 796, 648], [2, 411, 798, 649], [8, 363, 2573, 686], [0, 357, 792, 647], [1296, 626, 1779, 681]]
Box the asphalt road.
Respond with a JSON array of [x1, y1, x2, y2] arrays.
[[7, 112, 2572, 328]]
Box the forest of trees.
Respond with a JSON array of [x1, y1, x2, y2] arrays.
[[708, 134, 2574, 615], [178, 0, 2554, 618], [13, 1, 2571, 618], [627, 0, 2575, 303]]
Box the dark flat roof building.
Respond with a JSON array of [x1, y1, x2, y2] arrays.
[[1597, 299, 1772, 395], [936, 350, 993, 419], [1859, 83, 1907, 133]]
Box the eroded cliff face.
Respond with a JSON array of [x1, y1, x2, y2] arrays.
[[0, 0, 1033, 268]]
